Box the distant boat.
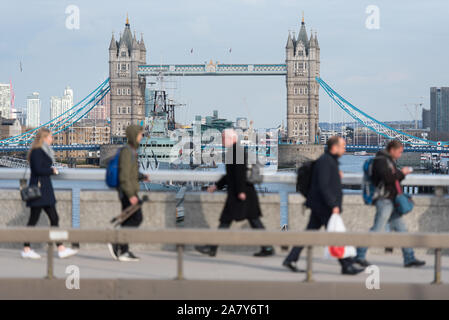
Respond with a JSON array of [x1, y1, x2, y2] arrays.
[[354, 151, 368, 156]]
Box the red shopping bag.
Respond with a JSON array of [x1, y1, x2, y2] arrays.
[[324, 213, 356, 259]]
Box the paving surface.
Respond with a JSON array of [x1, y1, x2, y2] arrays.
[[0, 247, 447, 284]]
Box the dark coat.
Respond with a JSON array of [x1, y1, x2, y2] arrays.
[[215, 143, 262, 223], [26, 148, 56, 208], [372, 149, 405, 200], [306, 151, 342, 218]]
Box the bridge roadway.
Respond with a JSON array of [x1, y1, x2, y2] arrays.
[[1, 247, 448, 299]]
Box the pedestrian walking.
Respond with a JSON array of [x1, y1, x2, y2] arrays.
[[353, 140, 425, 268], [283, 136, 364, 275], [195, 129, 275, 257], [108, 125, 149, 262], [21, 128, 78, 259]]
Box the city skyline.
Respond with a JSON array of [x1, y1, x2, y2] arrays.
[[1, 0, 449, 128]]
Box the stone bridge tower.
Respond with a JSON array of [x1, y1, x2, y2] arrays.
[[285, 16, 320, 144], [109, 15, 146, 143]]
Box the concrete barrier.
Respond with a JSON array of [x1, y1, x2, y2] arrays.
[[289, 193, 449, 255], [0, 190, 72, 249], [1, 188, 449, 254]]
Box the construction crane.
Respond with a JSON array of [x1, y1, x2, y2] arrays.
[[404, 97, 425, 129]]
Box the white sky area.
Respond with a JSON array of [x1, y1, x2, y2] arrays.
[[1, 0, 448, 127]]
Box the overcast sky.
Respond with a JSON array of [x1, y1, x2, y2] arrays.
[[1, 0, 448, 127]]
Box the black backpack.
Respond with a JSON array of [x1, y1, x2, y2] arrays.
[[296, 160, 316, 197]]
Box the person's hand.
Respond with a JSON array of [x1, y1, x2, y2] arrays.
[[52, 168, 59, 175], [332, 206, 340, 214], [130, 196, 139, 206], [401, 167, 412, 175], [339, 171, 344, 179], [238, 192, 246, 201], [144, 174, 150, 182], [207, 185, 217, 193]]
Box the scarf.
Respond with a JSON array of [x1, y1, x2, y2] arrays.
[[41, 142, 55, 164]]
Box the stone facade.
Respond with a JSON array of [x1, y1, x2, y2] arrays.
[[278, 144, 324, 168], [53, 119, 110, 160], [109, 17, 146, 141], [285, 17, 320, 144]]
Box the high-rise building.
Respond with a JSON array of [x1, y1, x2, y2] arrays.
[[17, 108, 27, 126], [422, 108, 431, 129], [50, 86, 74, 120], [0, 83, 11, 119], [26, 92, 41, 128], [285, 16, 320, 144], [430, 87, 449, 140], [109, 15, 146, 142]]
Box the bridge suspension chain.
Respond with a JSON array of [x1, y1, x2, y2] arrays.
[[0, 79, 110, 146], [316, 77, 444, 147]]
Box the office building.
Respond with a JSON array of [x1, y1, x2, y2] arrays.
[[26, 92, 41, 128], [430, 87, 449, 140], [0, 83, 11, 119], [50, 86, 74, 120]]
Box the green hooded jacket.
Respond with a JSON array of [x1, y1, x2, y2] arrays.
[[119, 125, 144, 199]]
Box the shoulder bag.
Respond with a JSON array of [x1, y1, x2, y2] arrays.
[[19, 166, 41, 202]]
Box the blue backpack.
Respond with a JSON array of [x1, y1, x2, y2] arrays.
[[362, 157, 377, 205], [106, 148, 122, 188]]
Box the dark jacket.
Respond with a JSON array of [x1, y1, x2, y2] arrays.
[[26, 148, 56, 208], [119, 125, 145, 199], [372, 149, 405, 200], [305, 151, 342, 217], [215, 143, 262, 223]]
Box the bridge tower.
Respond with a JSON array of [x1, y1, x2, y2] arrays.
[[109, 15, 147, 142], [285, 15, 320, 144]]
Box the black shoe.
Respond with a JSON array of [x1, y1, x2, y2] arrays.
[[353, 258, 371, 267], [341, 264, 365, 275], [254, 247, 275, 257], [404, 259, 426, 268], [385, 247, 393, 254], [282, 261, 305, 273], [195, 245, 216, 257], [118, 251, 140, 262], [107, 243, 119, 260]]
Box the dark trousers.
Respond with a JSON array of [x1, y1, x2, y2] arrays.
[[24, 206, 61, 247], [210, 218, 271, 251], [284, 211, 352, 269], [115, 195, 143, 254]]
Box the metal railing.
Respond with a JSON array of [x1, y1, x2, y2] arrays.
[[0, 227, 447, 284], [1, 167, 449, 186]]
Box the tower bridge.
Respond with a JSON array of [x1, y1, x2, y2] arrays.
[[108, 15, 319, 145], [0, 15, 448, 154]]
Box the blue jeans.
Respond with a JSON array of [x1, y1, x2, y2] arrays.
[[356, 198, 415, 264]]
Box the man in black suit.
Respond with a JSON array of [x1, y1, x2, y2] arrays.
[[283, 136, 364, 275], [195, 129, 274, 257]]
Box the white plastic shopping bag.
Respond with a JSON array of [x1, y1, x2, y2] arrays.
[[324, 213, 356, 259]]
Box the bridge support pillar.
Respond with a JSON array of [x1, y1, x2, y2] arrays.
[[278, 144, 324, 168]]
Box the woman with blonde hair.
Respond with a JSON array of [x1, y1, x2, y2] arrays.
[[21, 128, 78, 259]]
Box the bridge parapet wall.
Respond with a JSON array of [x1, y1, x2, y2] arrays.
[[1, 188, 448, 255]]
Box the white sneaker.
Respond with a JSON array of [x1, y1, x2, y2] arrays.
[[58, 247, 78, 259], [21, 250, 41, 259]]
